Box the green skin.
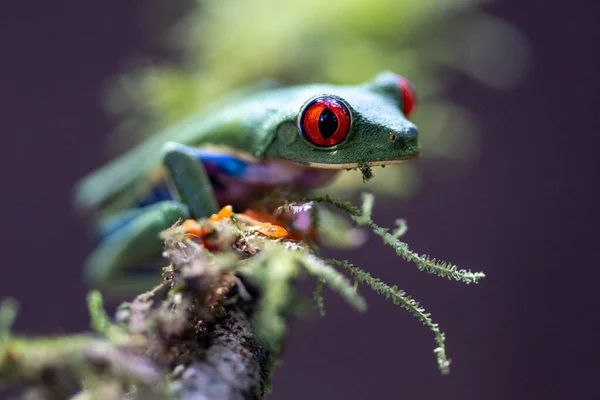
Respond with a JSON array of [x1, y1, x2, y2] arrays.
[[75, 71, 419, 290]]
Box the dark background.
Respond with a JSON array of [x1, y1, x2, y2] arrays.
[[1, 1, 598, 399]]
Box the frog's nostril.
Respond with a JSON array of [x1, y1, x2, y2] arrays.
[[389, 133, 398, 142]]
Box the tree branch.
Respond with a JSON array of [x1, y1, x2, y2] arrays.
[[0, 225, 271, 399]]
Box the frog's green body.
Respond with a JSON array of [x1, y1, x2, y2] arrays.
[[75, 71, 419, 290]]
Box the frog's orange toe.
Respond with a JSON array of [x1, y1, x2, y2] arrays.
[[210, 205, 233, 222], [255, 222, 288, 239], [182, 219, 214, 239], [235, 211, 289, 238]]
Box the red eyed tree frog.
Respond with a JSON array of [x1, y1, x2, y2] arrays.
[[74, 71, 419, 290]]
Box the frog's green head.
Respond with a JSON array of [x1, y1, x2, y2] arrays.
[[266, 71, 419, 169]]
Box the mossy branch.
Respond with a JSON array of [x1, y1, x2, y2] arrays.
[[1, 191, 484, 396], [1, 230, 270, 399]]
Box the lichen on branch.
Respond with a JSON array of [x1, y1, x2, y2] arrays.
[[0, 192, 484, 398]]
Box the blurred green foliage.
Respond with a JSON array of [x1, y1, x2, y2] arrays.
[[104, 0, 527, 196]]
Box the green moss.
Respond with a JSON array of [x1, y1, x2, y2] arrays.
[[0, 192, 485, 398], [272, 192, 484, 373]]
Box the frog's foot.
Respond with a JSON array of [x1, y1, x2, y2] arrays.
[[86, 200, 191, 291], [182, 205, 289, 241], [207, 205, 287, 238], [236, 211, 289, 239]]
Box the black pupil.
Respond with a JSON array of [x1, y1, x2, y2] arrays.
[[318, 108, 338, 139]]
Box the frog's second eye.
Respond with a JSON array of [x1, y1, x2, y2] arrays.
[[398, 77, 416, 118], [300, 97, 351, 147]]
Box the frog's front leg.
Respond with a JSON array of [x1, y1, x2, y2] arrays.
[[85, 142, 219, 291], [161, 142, 219, 219]]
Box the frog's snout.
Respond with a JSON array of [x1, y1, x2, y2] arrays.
[[405, 126, 418, 138], [389, 127, 417, 142], [384, 125, 420, 160]]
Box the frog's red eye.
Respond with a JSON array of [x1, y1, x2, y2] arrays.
[[398, 77, 416, 118], [300, 97, 351, 147]]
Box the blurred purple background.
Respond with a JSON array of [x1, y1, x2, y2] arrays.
[[1, 1, 598, 399]]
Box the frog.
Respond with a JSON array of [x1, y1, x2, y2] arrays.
[[74, 71, 419, 290]]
